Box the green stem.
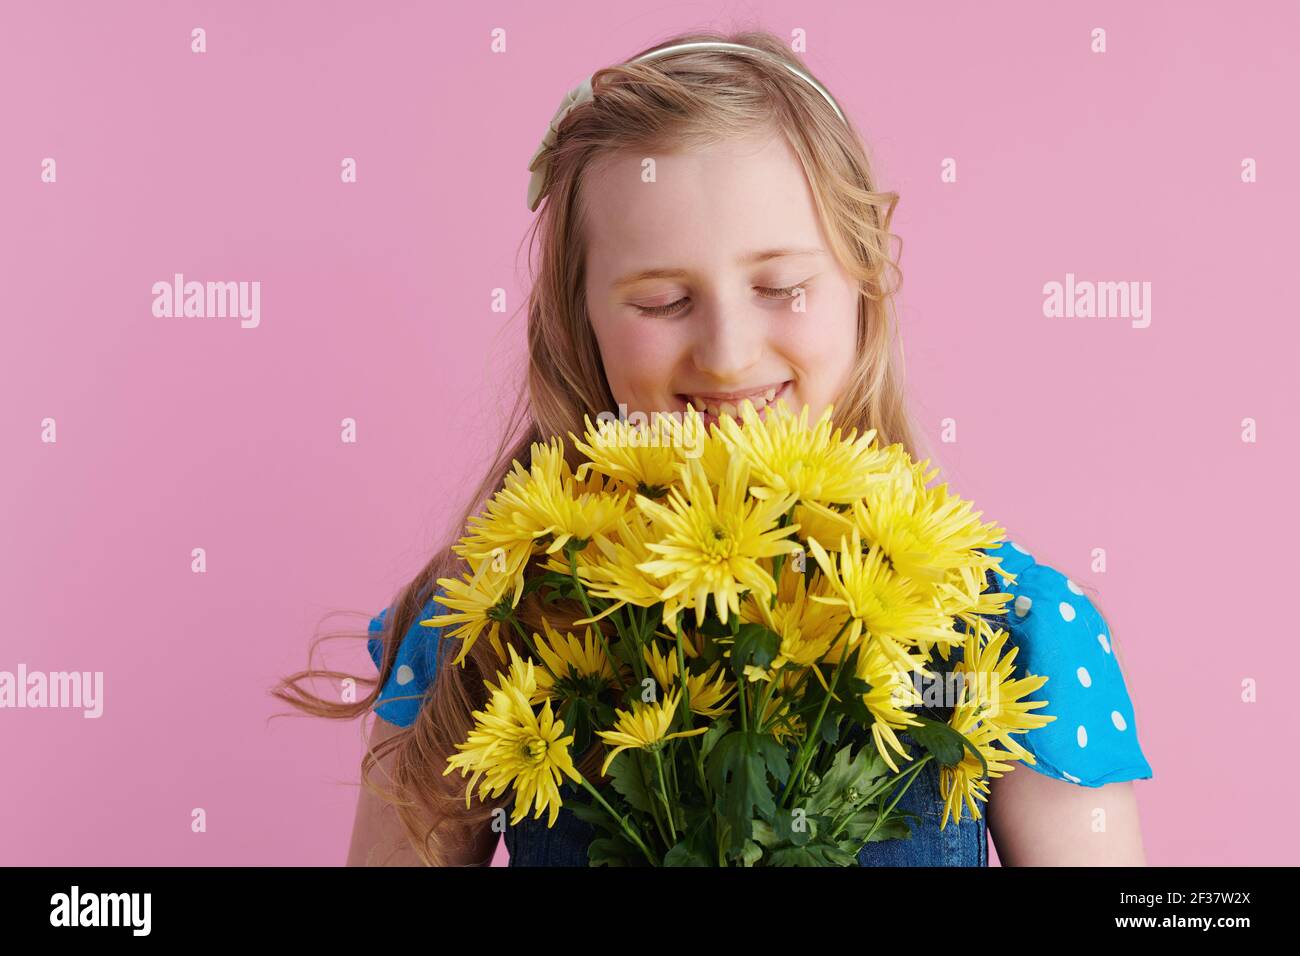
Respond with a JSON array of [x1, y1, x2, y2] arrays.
[[825, 751, 923, 840], [768, 506, 798, 607], [754, 675, 777, 732], [857, 753, 934, 844], [653, 749, 678, 842], [577, 777, 658, 866], [634, 751, 672, 848], [780, 616, 854, 807], [760, 667, 813, 733], [738, 678, 748, 734], [671, 624, 711, 801], [505, 615, 560, 683], [668, 740, 681, 797]]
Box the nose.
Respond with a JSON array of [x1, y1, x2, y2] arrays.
[[689, 294, 765, 382]]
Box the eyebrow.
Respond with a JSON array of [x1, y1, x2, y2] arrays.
[[610, 247, 825, 290]]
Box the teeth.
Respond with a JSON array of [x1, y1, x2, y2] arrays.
[[686, 384, 783, 420]]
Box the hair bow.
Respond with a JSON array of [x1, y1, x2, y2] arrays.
[[526, 75, 594, 212]]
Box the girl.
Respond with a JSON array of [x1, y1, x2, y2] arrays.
[[276, 30, 1152, 867]]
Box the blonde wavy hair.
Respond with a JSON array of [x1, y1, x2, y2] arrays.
[[273, 28, 928, 866]]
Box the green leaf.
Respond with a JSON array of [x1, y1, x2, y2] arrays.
[[560, 698, 592, 755], [909, 715, 984, 771], [538, 567, 579, 598], [699, 717, 731, 761], [773, 807, 816, 846], [766, 843, 859, 867], [605, 750, 654, 815], [838, 806, 917, 844], [754, 733, 791, 788], [802, 743, 891, 816], [729, 624, 781, 679], [564, 795, 622, 837], [663, 841, 710, 866], [750, 818, 780, 848], [663, 812, 714, 867], [826, 675, 873, 725], [588, 835, 638, 867], [706, 733, 776, 851], [860, 816, 915, 843], [818, 714, 843, 747]]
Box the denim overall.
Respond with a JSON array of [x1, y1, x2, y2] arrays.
[[503, 567, 1001, 867], [502, 724, 989, 866]]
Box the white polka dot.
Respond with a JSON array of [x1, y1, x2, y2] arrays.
[[1063, 771, 1082, 783], [1066, 578, 1083, 595], [1111, 711, 1128, 731], [1077, 725, 1088, 748], [1009, 541, 1030, 555], [396, 664, 415, 686], [1077, 666, 1092, 688], [1014, 595, 1033, 618], [1097, 632, 1111, 654], [1059, 601, 1076, 622]]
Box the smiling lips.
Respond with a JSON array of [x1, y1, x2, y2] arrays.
[[677, 381, 791, 421]]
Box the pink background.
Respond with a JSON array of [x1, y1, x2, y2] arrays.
[[1, 0, 1295, 866]]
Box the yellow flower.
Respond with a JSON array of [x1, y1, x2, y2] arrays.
[[642, 641, 735, 717], [807, 526, 962, 669], [443, 645, 583, 827], [543, 471, 631, 555], [557, 510, 664, 622], [739, 566, 850, 686], [451, 437, 572, 600], [935, 716, 1013, 831], [935, 561, 1016, 655], [570, 413, 686, 496], [758, 670, 806, 744], [715, 398, 893, 505], [636, 454, 801, 630], [792, 500, 854, 554], [596, 686, 710, 776], [849, 637, 926, 773], [936, 622, 1057, 829], [531, 618, 622, 701], [954, 620, 1056, 742], [425, 562, 519, 665], [454, 439, 630, 587], [688, 408, 735, 487], [850, 449, 1008, 586]]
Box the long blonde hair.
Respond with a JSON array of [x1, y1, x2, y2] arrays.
[[273, 28, 926, 866]]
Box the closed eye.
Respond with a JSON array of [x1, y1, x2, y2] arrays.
[[633, 284, 807, 318]]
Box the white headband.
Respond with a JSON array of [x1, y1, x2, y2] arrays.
[[525, 41, 849, 212]]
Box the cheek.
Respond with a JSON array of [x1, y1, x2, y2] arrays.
[[591, 316, 684, 401], [777, 305, 858, 379]]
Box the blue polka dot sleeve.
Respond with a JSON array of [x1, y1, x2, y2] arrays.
[[984, 540, 1153, 787], [366, 589, 450, 728]]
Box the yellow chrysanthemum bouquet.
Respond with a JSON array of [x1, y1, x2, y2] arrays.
[[427, 400, 1055, 866]]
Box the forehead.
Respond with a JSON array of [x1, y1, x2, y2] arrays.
[[580, 130, 826, 275]]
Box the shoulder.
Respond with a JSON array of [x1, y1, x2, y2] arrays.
[[365, 588, 450, 728], [982, 539, 1153, 788]]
